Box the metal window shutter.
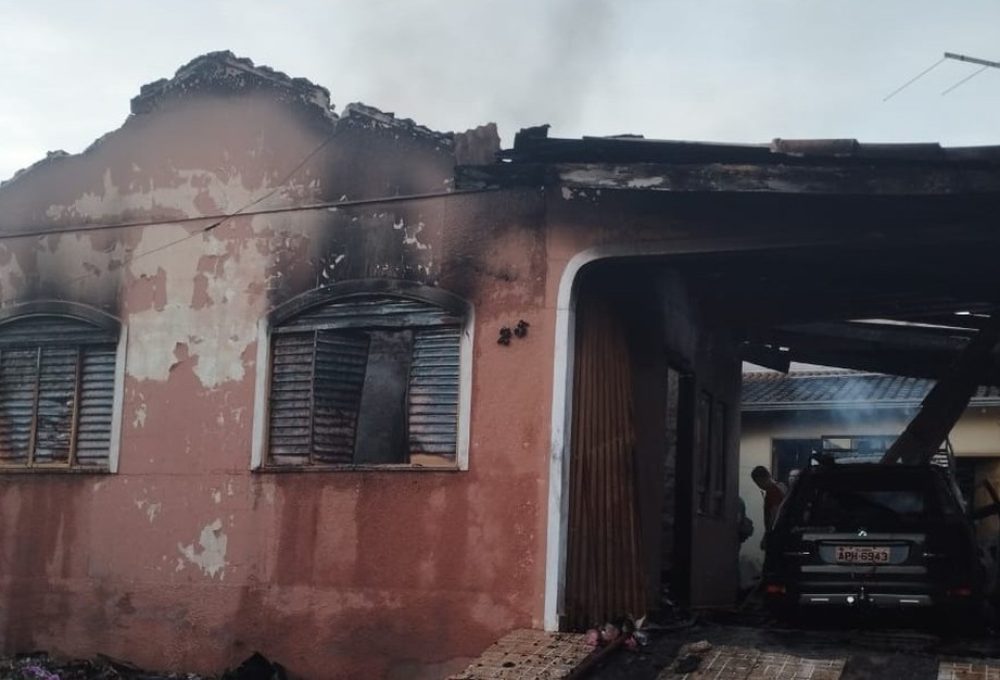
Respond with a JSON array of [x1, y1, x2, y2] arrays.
[[312, 331, 369, 464], [408, 327, 461, 455], [268, 332, 315, 465], [271, 295, 464, 464], [0, 349, 38, 465], [33, 347, 79, 464], [0, 315, 117, 468], [277, 295, 461, 332], [74, 346, 117, 467]]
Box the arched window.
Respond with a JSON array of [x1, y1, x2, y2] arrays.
[[0, 307, 123, 470], [256, 284, 472, 469]]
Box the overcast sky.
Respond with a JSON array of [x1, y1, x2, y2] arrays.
[[1, 0, 998, 181]]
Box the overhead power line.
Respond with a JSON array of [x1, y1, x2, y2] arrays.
[[0, 188, 495, 242], [0, 118, 492, 307]]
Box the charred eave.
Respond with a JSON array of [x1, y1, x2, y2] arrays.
[[740, 320, 1000, 385], [458, 160, 1000, 195]]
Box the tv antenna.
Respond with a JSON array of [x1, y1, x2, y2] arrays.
[[883, 52, 999, 101]]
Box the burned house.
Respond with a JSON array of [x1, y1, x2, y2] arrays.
[[1, 52, 1000, 678]]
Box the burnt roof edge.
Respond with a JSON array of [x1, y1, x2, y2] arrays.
[[499, 129, 1000, 168], [130, 50, 338, 124]]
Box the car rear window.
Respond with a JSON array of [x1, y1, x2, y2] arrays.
[[791, 472, 953, 532]]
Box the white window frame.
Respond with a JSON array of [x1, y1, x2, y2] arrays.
[[0, 301, 127, 473], [250, 280, 474, 471]]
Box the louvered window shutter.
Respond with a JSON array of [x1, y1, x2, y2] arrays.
[[312, 331, 369, 464], [408, 327, 461, 455], [0, 349, 38, 465], [0, 315, 118, 469], [267, 293, 465, 466], [267, 331, 370, 465], [76, 346, 117, 466], [267, 332, 316, 465]]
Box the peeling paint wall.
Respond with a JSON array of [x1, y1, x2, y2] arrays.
[[0, 53, 749, 680], [0, 54, 550, 680]]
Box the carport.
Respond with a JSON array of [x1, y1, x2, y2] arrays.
[[461, 130, 1000, 630]]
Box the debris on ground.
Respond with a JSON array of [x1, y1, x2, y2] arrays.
[[220, 653, 287, 680], [0, 652, 288, 680], [583, 618, 648, 653], [669, 640, 712, 674]]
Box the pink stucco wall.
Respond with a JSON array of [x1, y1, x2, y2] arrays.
[[0, 55, 743, 678]]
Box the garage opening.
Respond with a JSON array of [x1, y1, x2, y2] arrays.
[[557, 237, 1000, 631], [562, 262, 740, 630]]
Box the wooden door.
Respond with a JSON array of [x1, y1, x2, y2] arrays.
[[563, 297, 645, 629]]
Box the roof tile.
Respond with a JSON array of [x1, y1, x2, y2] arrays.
[[742, 371, 1000, 411]]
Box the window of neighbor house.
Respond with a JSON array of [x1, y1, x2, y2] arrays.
[[821, 434, 896, 463], [0, 314, 119, 470], [771, 438, 822, 485], [265, 293, 466, 468]]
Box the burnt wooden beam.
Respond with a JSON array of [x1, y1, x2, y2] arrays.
[[890, 311, 999, 331], [745, 321, 1000, 384], [777, 346, 1000, 383], [556, 163, 1000, 195], [882, 318, 1000, 464], [772, 321, 974, 350], [724, 289, 1000, 333]]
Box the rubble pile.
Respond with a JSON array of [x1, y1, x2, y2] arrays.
[[582, 617, 649, 653], [0, 652, 287, 680]]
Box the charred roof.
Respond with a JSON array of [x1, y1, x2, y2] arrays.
[[502, 124, 1000, 167], [131, 50, 338, 123], [458, 124, 1000, 195]]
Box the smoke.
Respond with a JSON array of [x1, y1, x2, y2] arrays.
[[508, 0, 618, 130], [335, 0, 620, 140], [744, 369, 926, 438]]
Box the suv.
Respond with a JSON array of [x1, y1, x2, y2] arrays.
[[762, 463, 984, 616]]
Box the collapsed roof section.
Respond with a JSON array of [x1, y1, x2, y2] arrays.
[[504, 125, 1000, 165], [3, 51, 498, 189], [130, 50, 338, 123], [459, 125, 1000, 385]]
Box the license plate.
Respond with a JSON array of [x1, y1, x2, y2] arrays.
[[835, 545, 891, 564]]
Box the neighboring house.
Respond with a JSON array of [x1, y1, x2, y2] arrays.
[[740, 370, 1000, 582], [1, 51, 1000, 680]]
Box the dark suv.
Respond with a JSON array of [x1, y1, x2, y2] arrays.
[[762, 463, 984, 616]]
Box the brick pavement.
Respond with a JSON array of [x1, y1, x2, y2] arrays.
[[656, 645, 845, 680], [448, 628, 593, 679], [938, 659, 1000, 680], [449, 629, 1000, 680]]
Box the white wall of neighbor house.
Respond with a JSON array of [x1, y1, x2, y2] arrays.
[[739, 405, 1000, 585], [949, 406, 1000, 457], [739, 409, 911, 584]]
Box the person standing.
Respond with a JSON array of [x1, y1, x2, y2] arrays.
[[751, 466, 786, 546]]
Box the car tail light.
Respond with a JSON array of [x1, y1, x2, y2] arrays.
[[764, 583, 786, 595], [947, 586, 973, 597]]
